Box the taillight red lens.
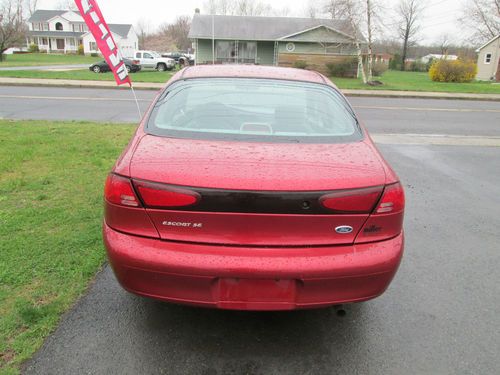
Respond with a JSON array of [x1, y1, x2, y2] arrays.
[[133, 181, 200, 208], [373, 183, 405, 214], [355, 182, 405, 244], [319, 186, 383, 213], [104, 174, 140, 207]]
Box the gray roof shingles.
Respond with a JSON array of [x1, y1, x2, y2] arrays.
[[108, 24, 132, 38], [28, 9, 78, 23], [188, 14, 363, 42], [27, 10, 132, 38]]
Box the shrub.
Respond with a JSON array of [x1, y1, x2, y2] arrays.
[[409, 61, 428, 72], [28, 43, 39, 53], [293, 60, 307, 69], [90, 52, 98, 57], [326, 57, 358, 78], [389, 54, 402, 70], [429, 59, 477, 83], [77, 44, 84, 55], [371, 62, 388, 77]]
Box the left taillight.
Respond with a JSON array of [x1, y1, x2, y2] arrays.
[[104, 174, 159, 238], [104, 174, 141, 207], [133, 180, 200, 208]]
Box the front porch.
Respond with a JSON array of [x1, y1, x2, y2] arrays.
[[27, 36, 82, 54]]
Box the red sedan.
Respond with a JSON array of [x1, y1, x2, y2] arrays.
[[103, 65, 404, 310]]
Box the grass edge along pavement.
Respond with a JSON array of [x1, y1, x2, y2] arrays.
[[0, 120, 136, 375]]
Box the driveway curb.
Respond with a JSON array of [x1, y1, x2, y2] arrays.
[[1, 77, 499, 101]]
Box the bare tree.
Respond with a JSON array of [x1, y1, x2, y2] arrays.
[[159, 16, 191, 51], [135, 18, 150, 50], [305, 0, 318, 18], [234, 0, 271, 15], [322, 0, 347, 19], [396, 0, 424, 71], [437, 33, 451, 56], [203, 0, 272, 16], [365, 0, 374, 81], [55, 0, 77, 11], [24, 0, 37, 16], [460, 0, 500, 44], [0, 0, 26, 61], [341, 0, 367, 83], [203, 0, 235, 15]]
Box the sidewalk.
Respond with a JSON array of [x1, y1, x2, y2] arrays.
[[1, 76, 500, 101]]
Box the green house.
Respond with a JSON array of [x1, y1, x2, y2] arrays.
[[188, 13, 365, 75]]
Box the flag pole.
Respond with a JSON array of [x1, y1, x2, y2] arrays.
[[130, 84, 142, 120]]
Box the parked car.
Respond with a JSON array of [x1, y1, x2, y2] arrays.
[[161, 51, 194, 66], [134, 50, 175, 71], [103, 65, 405, 311], [89, 59, 141, 73]]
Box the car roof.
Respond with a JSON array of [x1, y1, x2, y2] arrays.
[[170, 65, 330, 85]]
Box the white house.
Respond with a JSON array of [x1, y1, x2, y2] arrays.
[[475, 35, 500, 82], [27, 9, 138, 57], [420, 54, 458, 64]]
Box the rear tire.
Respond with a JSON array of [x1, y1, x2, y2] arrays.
[[126, 65, 131, 73], [157, 63, 167, 72], [92, 65, 101, 73]]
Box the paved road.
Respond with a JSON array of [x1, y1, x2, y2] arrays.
[[1, 85, 500, 136], [0, 64, 89, 71], [4, 85, 498, 374]]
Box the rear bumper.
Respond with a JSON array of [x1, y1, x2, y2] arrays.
[[104, 223, 404, 310]]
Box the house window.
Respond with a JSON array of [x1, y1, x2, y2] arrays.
[[238, 42, 257, 63], [55, 22, 63, 31], [216, 41, 237, 63], [33, 23, 39, 31], [485, 53, 492, 64], [42, 38, 48, 45], [89, 42, 97, 51], [286, 42, 295, 52], [43, 23, 49, 31], [68, 38, 75, 47]]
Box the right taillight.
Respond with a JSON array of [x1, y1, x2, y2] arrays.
[[373, 182, 405, 214], [355, 182, 405, 244]]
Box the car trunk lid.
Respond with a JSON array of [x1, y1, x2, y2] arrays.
[[130, 135, 386, 246]]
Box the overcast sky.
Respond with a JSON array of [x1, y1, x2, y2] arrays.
[[37, 0, 466, 45]]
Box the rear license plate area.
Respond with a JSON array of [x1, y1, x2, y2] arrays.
[[214, 278, 297, 310]]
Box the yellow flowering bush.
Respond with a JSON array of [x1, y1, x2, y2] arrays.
[[429, 59, 477, 83]]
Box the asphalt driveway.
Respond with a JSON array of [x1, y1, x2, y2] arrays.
[[22, 142, 500, 374]]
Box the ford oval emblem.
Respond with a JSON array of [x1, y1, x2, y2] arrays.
[[335, 225, 353, 234]]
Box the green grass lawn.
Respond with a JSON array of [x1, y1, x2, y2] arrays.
[[0, 121, 135, 375], [0, 53, 100, 67], [330, 70, 500, 94], [0, 67, 498, 94], [0, 69, 174, 83]]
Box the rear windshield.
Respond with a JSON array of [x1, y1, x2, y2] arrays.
[[146, 78, 362, 143]]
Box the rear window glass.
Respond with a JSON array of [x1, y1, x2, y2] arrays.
[[146, 78, 362, 143]]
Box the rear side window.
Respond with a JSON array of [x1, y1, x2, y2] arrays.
[[147, 78, 362, 143]]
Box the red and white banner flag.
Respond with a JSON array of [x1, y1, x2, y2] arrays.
[[74, 0, 131, 86]]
